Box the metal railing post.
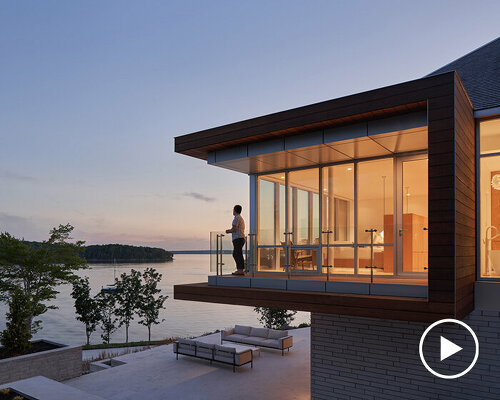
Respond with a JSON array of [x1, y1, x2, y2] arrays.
[[364, 229, 378, 284], [247, 233, 256, 277], [322, 230, 333, 281], [284, 232, 293, 279], [219, 234, 225, 275], [220, 233, 225, 276], [216, 234, 220, 276]]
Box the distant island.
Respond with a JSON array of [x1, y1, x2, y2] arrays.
[[171, 250, 211, 254], [25, 242, 174, 263], [84, 244, 174, 263]]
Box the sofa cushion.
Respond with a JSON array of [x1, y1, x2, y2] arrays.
[[267, 329, 287, 339], [195, 341, 215, 350], [260, 338, 281, 348], [243, 336, 267, 346], [178, 338, 196, 346], [195, 342, 214, 359], [234, 325, 252, 335], [215, 344, 236, 353], [224, 334, 248, 342], [249, 327, 269, 338]]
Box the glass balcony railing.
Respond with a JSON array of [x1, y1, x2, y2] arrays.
[[209, 231, 255, 275], [208, 230, 428, 297]]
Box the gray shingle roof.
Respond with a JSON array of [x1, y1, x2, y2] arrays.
[[426, 37, 500, 110]]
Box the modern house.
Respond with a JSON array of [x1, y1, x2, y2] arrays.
[[174, 38, 500, 399]]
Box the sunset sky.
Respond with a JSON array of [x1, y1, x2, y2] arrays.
[[1, 1, 499, 250]]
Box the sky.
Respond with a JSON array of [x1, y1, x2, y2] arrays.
[[1, 1, 499, 250]]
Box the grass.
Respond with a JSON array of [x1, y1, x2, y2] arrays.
[[82, 337, 176, 350]]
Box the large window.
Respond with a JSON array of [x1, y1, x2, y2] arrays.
[[357, 159, 394, 274], [479, 118, 500, 278], [255, 155, 428, 278]]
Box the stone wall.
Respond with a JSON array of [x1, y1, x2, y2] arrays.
[[0, 340, 82, 385], [311, 311, 500, 400]]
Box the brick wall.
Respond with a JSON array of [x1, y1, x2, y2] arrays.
[[311, 311, 500, 400], [0, 341, 82, 385]]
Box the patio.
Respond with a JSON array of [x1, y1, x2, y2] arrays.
[[66, 327, 310, 400]]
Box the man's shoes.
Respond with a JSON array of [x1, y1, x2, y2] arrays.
[[232, 270, 245, 276]]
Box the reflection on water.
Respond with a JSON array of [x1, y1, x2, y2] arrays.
[[0, 254, 310, 345]]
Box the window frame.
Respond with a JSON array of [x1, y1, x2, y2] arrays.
[[477, 116, 500, 281]]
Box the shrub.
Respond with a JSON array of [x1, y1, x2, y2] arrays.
[[254, 307, 297, 330], [0, 288, 32, 356]]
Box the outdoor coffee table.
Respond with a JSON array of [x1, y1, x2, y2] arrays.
[[222, 341, 261, 358]]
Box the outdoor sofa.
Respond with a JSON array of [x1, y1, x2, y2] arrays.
[[173, 338, 253, 372], [221, 325, 293, 355]]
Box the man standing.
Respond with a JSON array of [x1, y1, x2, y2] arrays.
[[226, 205, 245, 275]]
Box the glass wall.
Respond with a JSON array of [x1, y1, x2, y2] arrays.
[[322, 163, 355, 274], [257, 173, 285, 272], [255, 154, 428, 279], [258, 173, 285, 245], [289, 169, 320, 245], [357, 159, 394, 274], [480, 118, 500, 278], [401, 158, 428, 273]]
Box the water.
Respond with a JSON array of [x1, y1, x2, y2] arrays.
[[0, 254, 310, 345]]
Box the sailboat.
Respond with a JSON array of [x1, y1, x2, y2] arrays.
[[101, 258, 117, 292]]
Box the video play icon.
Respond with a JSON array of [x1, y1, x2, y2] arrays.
[[440, 336, 462, 361], [419, 318, 479, 379]]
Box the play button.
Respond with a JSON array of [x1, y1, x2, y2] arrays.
[[419, 318, 479, 379], [440, 336, 462, 361]]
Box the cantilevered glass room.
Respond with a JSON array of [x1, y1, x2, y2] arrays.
[[208, 111, 429, 296]]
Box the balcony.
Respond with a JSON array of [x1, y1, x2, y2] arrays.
[[209, 231, 427, 298]]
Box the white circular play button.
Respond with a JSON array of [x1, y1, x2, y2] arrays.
[[419, 318, 479, 379]]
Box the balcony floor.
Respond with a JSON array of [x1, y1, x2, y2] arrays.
[[222, 272, 427, 286]]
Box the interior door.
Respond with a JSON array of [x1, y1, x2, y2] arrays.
[[396, 155, 428, 276]]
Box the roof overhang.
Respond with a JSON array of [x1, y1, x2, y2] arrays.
[[174, 73, 456, 164]]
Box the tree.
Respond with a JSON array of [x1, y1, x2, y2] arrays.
[[71, 277, 101, 346], [137, 268, 168, 342], [0, 224, 87, 338], [115, 269, 142, 343], [0, 288, 32, 356], [254, 307, 297, 330], [96, 291, 118, 344]]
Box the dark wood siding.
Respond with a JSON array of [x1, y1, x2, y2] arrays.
[[427, 73, 456, 305], [454, 75, 476, 319], [174, 283, 453, 323]]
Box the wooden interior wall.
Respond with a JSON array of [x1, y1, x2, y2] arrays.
[[454, 76, 476, 319]]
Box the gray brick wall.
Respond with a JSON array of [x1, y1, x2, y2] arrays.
[[0, 341, 82, 385], [311, 311, 500, 400]]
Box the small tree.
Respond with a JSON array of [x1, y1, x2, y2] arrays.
[[254, 307, 297, 330], [115, 269, 142, 343], [137, 268, 168, 342], [0, 288, 32, 356], [0, 224, 87, 337], [96, 291, 118, 344], [71, 277, 101, 346]]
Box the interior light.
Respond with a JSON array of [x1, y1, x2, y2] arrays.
[[280, 176, 285, 179], [347, 167, 352, 171], [492, 174, 500, 190], [406, 193, 411, 197]]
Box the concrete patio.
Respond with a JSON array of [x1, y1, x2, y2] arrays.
[[67, 327, 310, 400]]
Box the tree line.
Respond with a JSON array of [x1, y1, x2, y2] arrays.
[[72, 268, 167, 345], [24, 241, 174, 263], [83, 244, 173, 263]]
